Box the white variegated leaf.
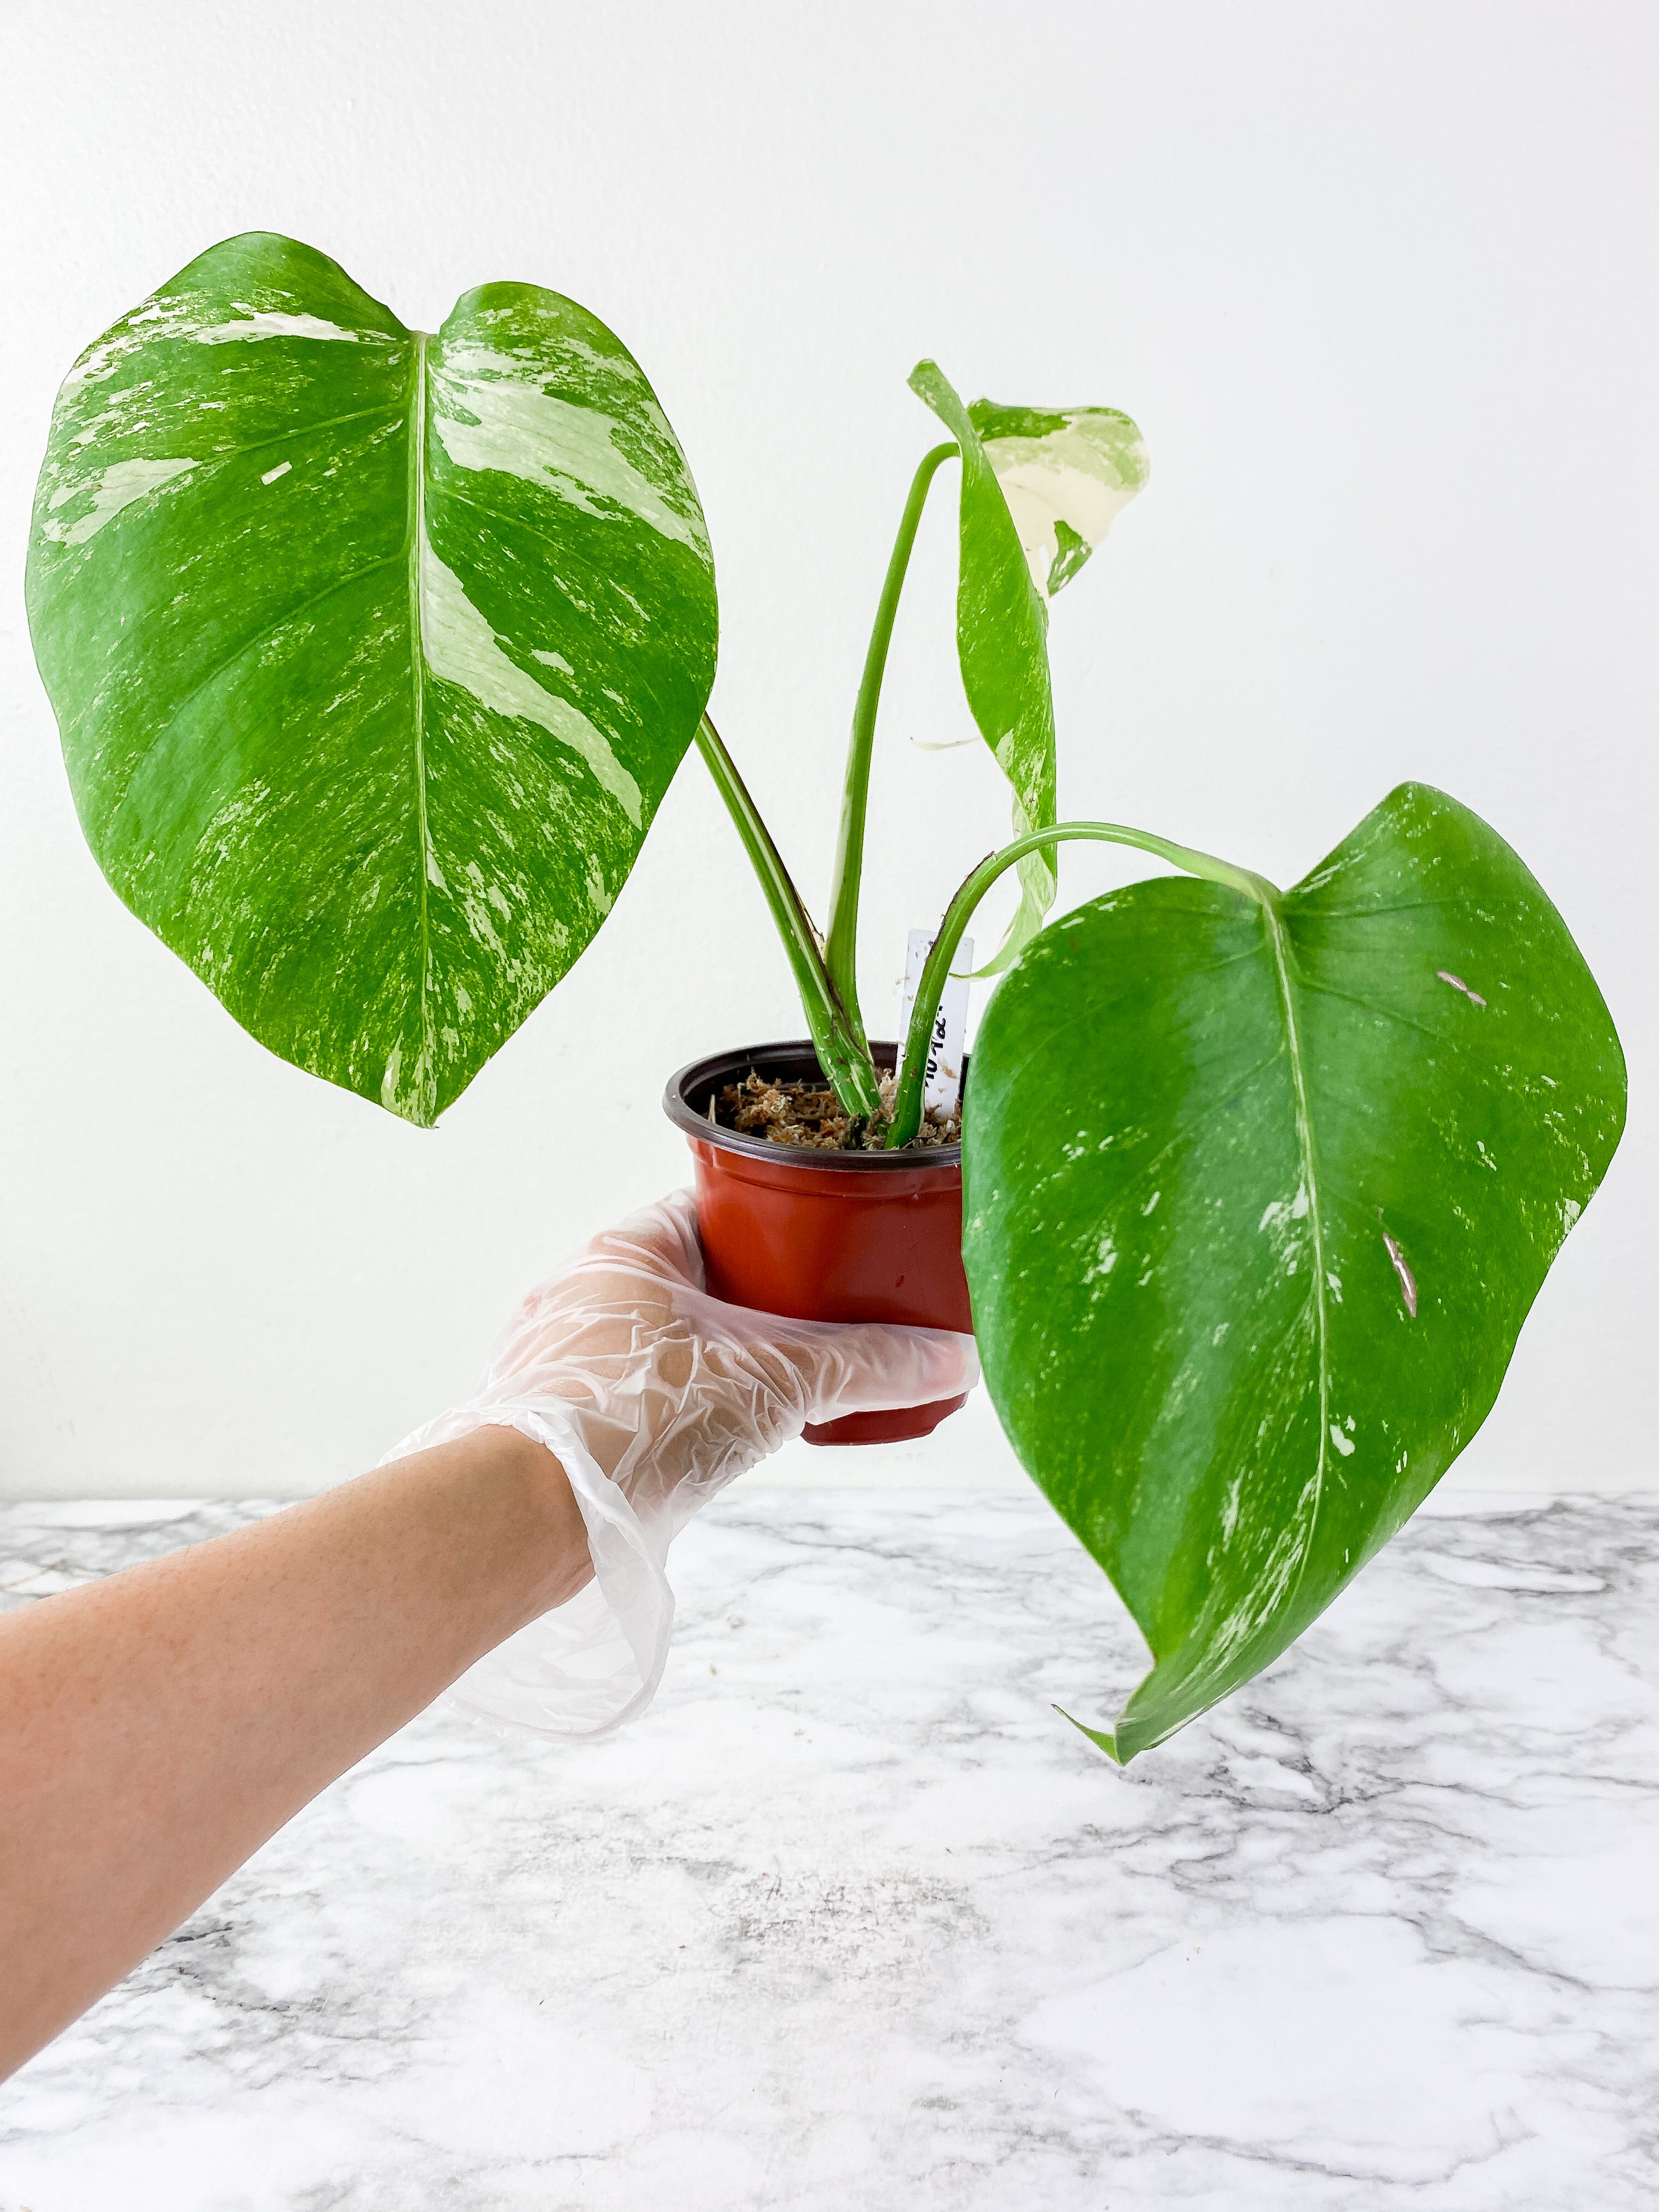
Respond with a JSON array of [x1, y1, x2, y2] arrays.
[[969, 400, 1148, 600], [27, 232, 717, 1126]]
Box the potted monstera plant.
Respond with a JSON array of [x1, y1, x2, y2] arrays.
[[27, 233, 1625, 1761]]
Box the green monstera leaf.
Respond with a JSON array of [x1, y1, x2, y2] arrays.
[[963, 783, 1625, 1760], [909, 363, 1145, 971], [27, 231, 717, 1126]]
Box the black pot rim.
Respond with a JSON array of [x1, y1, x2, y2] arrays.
[[663, 1039, 964, 1171]]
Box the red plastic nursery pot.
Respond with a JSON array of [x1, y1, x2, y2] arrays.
[[663, 1041, 974, 1446]]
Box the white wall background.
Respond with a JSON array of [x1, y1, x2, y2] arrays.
[[1, 1, 1653, 1498]]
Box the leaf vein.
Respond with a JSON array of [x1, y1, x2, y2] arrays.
[[170, 401, 402, 474], [1298, 977, 1472, 1052], [107, 551, 403, 770]]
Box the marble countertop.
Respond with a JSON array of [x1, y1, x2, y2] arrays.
[[1, 1487, 1656, 2211]]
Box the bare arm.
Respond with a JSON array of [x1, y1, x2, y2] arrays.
[[0, 1191, 976, 2085], [0, 1426, 588, 2082]]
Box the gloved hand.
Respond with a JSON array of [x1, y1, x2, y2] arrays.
[[382, 1190, 979, 1739]]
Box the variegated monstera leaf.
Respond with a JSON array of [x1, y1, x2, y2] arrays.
[[27, 232, 717, 1125], [964, 783, 1626, 1758], [910, 364, 1146, 971], [972, 400, 1148, 599]]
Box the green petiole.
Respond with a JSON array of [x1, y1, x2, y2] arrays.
[[693, 714, 883, 1121], [700, 447, 1251, 1154], [885, 822, 1281, 1148], [823, 441, 958, 1042]]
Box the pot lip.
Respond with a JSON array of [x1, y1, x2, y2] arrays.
[[663, 1039, 964, 1172]]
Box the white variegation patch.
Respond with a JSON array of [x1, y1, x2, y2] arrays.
[[60, 293, 389, 395], [40, 456, 198, 546], [193, 310, 367, 345], [431, 346, 706, 553], [381, 1040, 416, 1114], [976, 408, 1149, 599], [419, 549, 642, 825], [464, 312, 647, 390], [61, 304, 188, 390]]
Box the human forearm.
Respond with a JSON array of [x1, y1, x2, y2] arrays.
[[0, 1424, 590, 2081]]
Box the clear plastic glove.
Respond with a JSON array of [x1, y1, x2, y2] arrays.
[[382, 1190, 979, 1739]]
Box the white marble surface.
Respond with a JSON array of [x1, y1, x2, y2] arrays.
[[2, 1487, 1656, 2211]]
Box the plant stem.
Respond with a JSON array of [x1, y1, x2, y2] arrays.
[[693, 714, 883, 1120], [885, 822, 1282, 1148], [823, 440, 958, 1041]]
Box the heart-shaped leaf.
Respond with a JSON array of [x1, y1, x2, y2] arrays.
[[27, 231, 717, 1125], [963, 783, 1625, 1759]]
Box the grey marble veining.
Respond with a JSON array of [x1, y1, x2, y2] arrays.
[[1, 1488, 1657, 2211]]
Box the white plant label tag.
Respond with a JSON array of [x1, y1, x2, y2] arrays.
[[899, 929, 972, 1117]]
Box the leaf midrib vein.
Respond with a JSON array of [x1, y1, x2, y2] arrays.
[[405, 334, 434, 1113], [1262, 900, 1331, 1609]]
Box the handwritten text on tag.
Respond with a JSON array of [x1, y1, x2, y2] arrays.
[[899, 930, 972, 1117]]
